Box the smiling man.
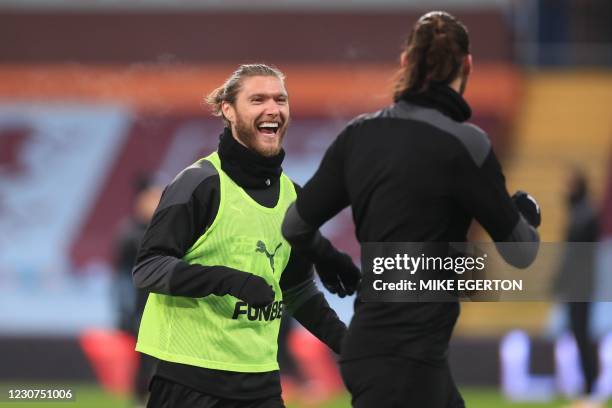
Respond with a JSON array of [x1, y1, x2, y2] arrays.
[[133, 64, 349, 408]]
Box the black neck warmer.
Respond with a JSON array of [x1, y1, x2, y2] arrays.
[[398, 82, 472, 122], [217, 127, 285, 189]]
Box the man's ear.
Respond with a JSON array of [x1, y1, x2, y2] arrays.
[[221, 101, 235, 125], [400, 50, 409, 68]]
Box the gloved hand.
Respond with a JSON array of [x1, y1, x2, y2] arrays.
[[512, 190, 541, 228], [234, 274, 275, 307], [315, 251, 361, 298]]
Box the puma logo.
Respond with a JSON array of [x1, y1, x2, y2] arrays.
[[255, 240, 282, 274]]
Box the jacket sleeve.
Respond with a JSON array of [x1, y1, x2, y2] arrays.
[[280, 251, 347, 354], [132, 161, 258, 297], [280, 182, 347, 354], [452, 130, 539, 267]]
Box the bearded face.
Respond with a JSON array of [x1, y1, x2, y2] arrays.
[[222, 76, 290, 157]]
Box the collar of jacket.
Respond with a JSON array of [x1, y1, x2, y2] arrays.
[[217, 127, 285, 189], [398, 82, 472, 122]]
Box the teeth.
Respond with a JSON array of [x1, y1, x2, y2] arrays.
[[259, 122, 279, 129]]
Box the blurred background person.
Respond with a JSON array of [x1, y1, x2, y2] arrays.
[[554, 168, 601, 408], [113, 175, 162, 405]]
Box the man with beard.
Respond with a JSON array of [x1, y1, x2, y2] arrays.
[[133, 64, 357, 408]]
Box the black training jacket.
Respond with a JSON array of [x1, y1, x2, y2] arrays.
[[284, 83, 539, 363]]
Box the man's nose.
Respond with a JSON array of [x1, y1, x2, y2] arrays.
[[262, 100, 281, 116]]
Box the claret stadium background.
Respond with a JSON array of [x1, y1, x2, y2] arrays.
[[0, 0, 611, 406]]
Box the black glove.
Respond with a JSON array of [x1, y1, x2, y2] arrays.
[[233, 274, 275, 307], [512, 190, 541, 228], [315, 251, 361, 298]]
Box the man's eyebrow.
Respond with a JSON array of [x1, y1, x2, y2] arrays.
[[248, 92, 288, 99]]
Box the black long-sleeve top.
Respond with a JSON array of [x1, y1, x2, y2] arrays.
[[283, 83, 539, 363], [132, 129, 346, 400]]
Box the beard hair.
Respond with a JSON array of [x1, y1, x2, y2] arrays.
[[234, 113, 257, 151], [234, 112, 287, 157]]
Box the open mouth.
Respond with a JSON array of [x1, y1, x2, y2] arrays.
[[257, 122, 280, 135]]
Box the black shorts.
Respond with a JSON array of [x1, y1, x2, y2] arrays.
[[340, 356, 465, 408], [147, 377, 285, 408]]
